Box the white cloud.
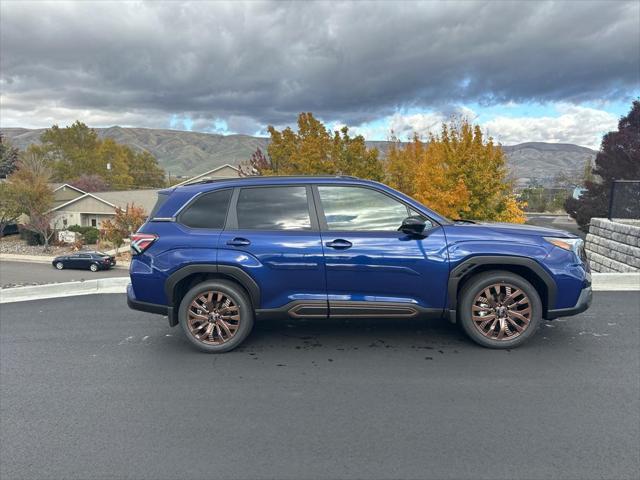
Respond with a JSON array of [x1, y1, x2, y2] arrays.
[[352, 104, 617, 148], [483, 105, 617, 149]]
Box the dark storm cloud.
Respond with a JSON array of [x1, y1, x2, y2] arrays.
[[1, 0, 638, 130]]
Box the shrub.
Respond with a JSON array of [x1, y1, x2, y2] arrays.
[[19, 227, 44, 246], [82, 227, 99, 244], [65, 225, 99, 244]]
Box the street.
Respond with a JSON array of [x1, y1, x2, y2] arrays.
[[0, 261, 126, 288], [1, 292, 639, 480]]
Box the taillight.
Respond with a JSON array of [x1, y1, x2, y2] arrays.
[[130, 233, 157, 255]]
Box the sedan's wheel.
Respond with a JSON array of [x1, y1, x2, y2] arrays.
[[55, 262, 64, 270], [89, 263, 98, 272], [179, 280, 254, 353], [459, 271, 541, 349]]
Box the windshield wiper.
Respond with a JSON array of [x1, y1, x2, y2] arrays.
[[453, 218, 477, 224]]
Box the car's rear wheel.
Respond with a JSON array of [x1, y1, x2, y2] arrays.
[[89, 263, 99, 272], [458, 271, 542, 349], [179, 280, 254, 353], [55, 262, 64, 270]]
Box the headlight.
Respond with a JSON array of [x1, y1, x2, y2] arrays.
[[544, 237, 586, 262]]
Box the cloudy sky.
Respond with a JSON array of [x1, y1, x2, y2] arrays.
[[1, 0, 638, 148]]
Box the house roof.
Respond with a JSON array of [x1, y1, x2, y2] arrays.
[[95, 189, 159, 213], [174, 164, 240, 187], [49, 191, 118, 213], [51, 183, 87, 195]]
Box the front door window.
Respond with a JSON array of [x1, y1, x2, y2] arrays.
[[317, 186, 409, 231]]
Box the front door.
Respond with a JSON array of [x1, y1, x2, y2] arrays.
[[314, 185, 449, 317], [218, 185, 327, 315]]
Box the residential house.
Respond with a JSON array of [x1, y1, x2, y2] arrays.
[[49, 187, 158, 229], [47, 164, 241, 228]]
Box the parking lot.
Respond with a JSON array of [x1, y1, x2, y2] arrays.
[[1, 291, 638, 479]]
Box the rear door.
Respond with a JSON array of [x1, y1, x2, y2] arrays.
[[74, 254, 91, 269], [313, 184, 449, 316], [218, 185, 327, 314]]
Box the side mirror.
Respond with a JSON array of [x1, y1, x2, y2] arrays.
[[399, 216, 432, 237]]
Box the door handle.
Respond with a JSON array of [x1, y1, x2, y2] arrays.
[[325, 239, 352, 249], [226, 237, 251, 246]]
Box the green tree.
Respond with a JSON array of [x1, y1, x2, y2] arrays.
[[332, 127, 384, 181], [0, 183, 21, 237], [9, 151, 55, 249], [565, 100, 640, 230], [0, 134, 20, 178], [128, 150, 166, 188], [32, 121, 166, 189]]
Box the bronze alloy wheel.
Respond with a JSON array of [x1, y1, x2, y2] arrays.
[[186, 290, 241, 345], [471, 283, 532, 341]]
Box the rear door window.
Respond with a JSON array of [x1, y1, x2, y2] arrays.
[[235, 186, 312, 230], [179, 189, 232, 229]]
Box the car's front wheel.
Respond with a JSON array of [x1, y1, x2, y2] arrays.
[[89, 263, 99, 272], [179, 280, 254, 353], [55, 262, 64, 270], [458, 271, 542, 349]]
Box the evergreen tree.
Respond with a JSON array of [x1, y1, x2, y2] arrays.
[[565, 100, 640, 230]]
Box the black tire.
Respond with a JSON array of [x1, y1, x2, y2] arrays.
[[89, 263, 99, 272], [55, 262, 64, 270], [458, 270, 542, 349], [179, 280, 254, 353]]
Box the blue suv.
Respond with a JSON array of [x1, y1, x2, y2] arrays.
[[127, 176, 592, 352]]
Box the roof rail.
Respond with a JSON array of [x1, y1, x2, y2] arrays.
[[180, 174, 362, 186]]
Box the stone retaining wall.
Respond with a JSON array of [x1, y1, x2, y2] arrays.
[[586, 218, 640, 272]]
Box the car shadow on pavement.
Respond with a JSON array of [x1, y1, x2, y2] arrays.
[[234, 316, 471, 353]]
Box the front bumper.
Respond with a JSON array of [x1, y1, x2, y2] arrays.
[[546, 286, 593, 319]]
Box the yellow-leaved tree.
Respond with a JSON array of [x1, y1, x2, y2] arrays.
[[386, 118, 525, 223], [265, 113, 383, 180]]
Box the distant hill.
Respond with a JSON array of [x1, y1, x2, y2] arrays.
[[1, 126, 597, 185]]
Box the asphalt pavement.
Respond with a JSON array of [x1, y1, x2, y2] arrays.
[[0, 261, 126, 288], [1, 292, 639, 480]]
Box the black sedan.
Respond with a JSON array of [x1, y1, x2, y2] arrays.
[[52, 252, 116, 272]]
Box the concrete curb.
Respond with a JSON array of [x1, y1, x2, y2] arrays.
[[0, 253, 130, 270], [0, 273, 637, 305], [591, 273, 640, 291], [0, 277, 130, 304]]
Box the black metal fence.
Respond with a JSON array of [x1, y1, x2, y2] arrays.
[[608, 180, 640, 220]]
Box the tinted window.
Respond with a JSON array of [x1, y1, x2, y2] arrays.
[[318, 186, 409, 231], [149, 192, 169, 218], [180, 189, 232, 229], [236, 187, 311, 230]]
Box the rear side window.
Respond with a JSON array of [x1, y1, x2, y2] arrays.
[[149, 192, 169, 218], [236, 186, 311, 230], [179, 189, 232, 229]]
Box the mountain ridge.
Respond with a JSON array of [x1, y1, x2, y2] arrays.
[[1, 126, 598, 185]]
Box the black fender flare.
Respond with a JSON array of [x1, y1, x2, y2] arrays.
[[165, 264, 261, 308], [447, 255, 557, 313]]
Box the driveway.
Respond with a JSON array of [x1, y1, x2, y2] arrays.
[[1, 292, 639, 479]]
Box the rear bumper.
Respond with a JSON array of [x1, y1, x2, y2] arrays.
[[546, 286, 593, 319], [127, 283, 177, 325]]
